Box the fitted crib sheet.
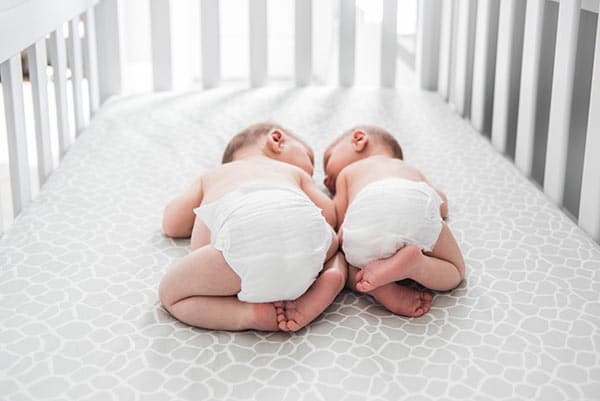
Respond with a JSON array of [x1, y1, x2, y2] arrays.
[[1, 85, 599, 401]]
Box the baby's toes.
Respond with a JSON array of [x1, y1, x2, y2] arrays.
[[278, 321, 291, 331], [416, 292, 433, 315], [286, 320, 302, 332], [354, 269, 364, 283]]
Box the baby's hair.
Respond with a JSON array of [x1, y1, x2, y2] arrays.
[[327, 125, 403, 161], [222, 121, 313, 164]]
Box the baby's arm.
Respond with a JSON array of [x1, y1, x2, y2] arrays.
[[300, 173, 337, 228], [420, 174, 448, 219], [333, 171, 349, 231], [162, 176, 204, 237]]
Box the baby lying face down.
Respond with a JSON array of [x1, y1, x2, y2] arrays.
[[324, 125, 465, 317], [159, 122, 347, 332]]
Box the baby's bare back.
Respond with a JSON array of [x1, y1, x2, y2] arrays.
[[344, 156, 425, 203], [200, 157, 303, 204]]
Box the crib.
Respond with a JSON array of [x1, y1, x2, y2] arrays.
[[1, 0, 599, 400]]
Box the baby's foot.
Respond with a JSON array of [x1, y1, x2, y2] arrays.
[[277, 300, 308, 332], [275, 301, 309, 332], [356, 245, 422, 292], [274, 301, 287, 329], [275, 260, 346, 332], [251, 303, 280, 331], [371, 283, 433, 317]]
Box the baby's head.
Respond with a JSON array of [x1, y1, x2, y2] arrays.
[[323, 125, 403, 193], [222, 122, 315, 175]]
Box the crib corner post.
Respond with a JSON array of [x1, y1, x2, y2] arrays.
[[416, 0, 442, 91], [95, 0, 124, 103]]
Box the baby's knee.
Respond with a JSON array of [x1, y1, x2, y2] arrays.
[[158, 273, 177, 311], [323, 253, 348, 289]]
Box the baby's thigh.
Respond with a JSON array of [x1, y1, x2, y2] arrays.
[[325, 226, 339, 261], [190, 216, 211, 250], [159, 245, 241, 306], [426, 222, 465, 274]]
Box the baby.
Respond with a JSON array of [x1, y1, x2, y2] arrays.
[[159, 122, 347, 331], [323, 125, 465, 317]]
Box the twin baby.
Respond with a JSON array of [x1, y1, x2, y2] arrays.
[[159, 122, 465, 332]]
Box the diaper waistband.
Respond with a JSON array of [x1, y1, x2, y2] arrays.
[[195, 181, 308, 213], [355, 178, 439, 199]]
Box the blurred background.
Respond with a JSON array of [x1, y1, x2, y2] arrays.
[[120, 0, 418, 91]]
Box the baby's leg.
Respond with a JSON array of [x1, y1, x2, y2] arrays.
[[347, 265, 432, 317], [159, 245, 279, 331], [355, 222, 465, 292], [326, 226, 340, 260], [418, 222, 465, 290], [276, 251, 347, 332], [190, 216, 211, 251]]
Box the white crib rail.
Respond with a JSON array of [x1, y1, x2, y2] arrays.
[[580, 13, 600, 242], [200, 0, 221, 88], [425, 0, 600, 243], [148, 0, 404, 90], [0, 56, 30, 218], [0, 0, 120, 233], [295, 0, 312, 86], [544, 0, 581, 205]]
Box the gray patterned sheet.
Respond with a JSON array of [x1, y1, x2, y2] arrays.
[[1, 86, 599, 401]]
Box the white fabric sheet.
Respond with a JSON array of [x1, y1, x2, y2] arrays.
[[1, 85, 599, 401]]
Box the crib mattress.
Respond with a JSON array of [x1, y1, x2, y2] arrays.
[[1, 85, 599, 401]]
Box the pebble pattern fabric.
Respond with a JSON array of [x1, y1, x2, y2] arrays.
[[1, 86, 599, 400]]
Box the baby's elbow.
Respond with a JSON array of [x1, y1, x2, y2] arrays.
[[162, 205, 190, 238], [162, 216, 178, 238], [440, 202, 449, 219]]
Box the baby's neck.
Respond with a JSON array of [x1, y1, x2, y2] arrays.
[[366, 149, 396, 159], [233, 146, 268, 161]]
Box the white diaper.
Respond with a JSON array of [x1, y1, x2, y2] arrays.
[[341, 178, 443, 268], [194, 182, 332, 302]]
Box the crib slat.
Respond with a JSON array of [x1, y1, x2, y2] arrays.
[[470, 0, 499, 133], [339, 0, 356, 87], [95, 0, 123, 102], [543, 0, 581, 205], [490, 0, 526, 155], [150, 0, 174, 91], [416, 0, 441, 90], [68, 17, 86, 132], [452, 0, 477, 116], [437, 0, 454, 99], [515, 0, 545, 176], [83, 8, 100, 115], [200, 0, 220, 88], [49, 27, 72, 156], [27, 40, 54, 185], [0, 56, 31, 216], [295, 0, 312, 86], [249, 0, 267, 87], [578, 14, 600, 242], [381, 0, 398, 88]]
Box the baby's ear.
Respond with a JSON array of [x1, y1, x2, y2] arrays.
[[351, 130, 368, 152], [267, 129, 285, 153]]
